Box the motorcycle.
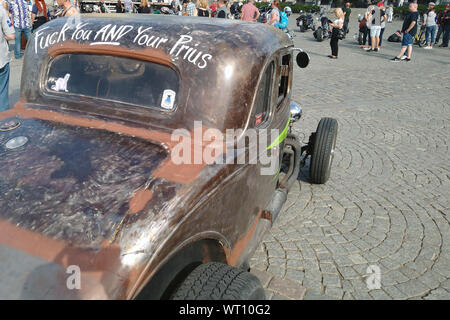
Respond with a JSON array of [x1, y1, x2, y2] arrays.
[[296, 11, 315, 32], [230, 2, 242, 20], [257, 5, 271, 23], [313, 14, 331, 42], [160, 6, 176, 15]]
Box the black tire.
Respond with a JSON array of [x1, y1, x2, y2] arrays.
[[418, 32, 426, 47], [170, 262, 266, 300], [300, 24, 306, 32], [317, 28, 323, 41], [309, 118, 338, 184]]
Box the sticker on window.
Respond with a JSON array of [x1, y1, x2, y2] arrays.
[[51, 74, 71, 92], [161, 89, 176, 110]]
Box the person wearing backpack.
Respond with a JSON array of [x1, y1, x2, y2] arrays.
[[274, 8, 289, 29], [215, 0, 229, 18], [266, 0, 280, 26]]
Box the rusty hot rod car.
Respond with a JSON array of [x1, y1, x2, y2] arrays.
[[0, 16, 337, 299]]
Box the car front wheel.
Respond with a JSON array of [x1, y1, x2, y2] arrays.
[[309, 117, 338, 184], [170, 262, 265, 300]]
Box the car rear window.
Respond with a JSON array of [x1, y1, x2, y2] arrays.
[[45, 54, 179, 111]]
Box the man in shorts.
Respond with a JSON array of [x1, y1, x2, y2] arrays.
[[366, 4, 382, 51], [391, 2, 419, 62]]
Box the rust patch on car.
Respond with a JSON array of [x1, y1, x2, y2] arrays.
[[0, 220, 121, 271], [129, 189, 153, 214], [3, 101, 211, 185], [48, 41, 174, 69], [153, 160, 206, 185], [225, 211, 262, 266], [0, 109, 17, 121], [10, 100, 177, 148]]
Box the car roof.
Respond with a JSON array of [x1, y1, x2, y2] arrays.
[[22, 15, 293, 132], [31, 15, 292, 71]]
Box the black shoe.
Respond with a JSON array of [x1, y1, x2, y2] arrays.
[[374, 48, 379, 52], [439, 44, 448, 47], [404, 58, 411, 62], [391, 57, 401, 62]]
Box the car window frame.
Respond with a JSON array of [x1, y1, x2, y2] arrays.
[[276, 53, 292, 109], [253, 60, 275, 129], [39, 53, 182, 115]]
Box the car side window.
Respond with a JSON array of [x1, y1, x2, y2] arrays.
[[277, 54, 290, 107], [254, 62, 274, 127]]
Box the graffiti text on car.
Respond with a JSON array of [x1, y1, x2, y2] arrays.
[[34, 23, 214, 69]]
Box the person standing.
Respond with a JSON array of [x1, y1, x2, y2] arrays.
[[185, 0, 196, 16], [328, 8, 344, 59], [97, 0, 111, 13], [115, 0, 124, 13], [124, 0, 132, 12], [209, 0, 218, 17], [56, 0, 78, 16], [137, 0, 150, 13], [196, 0, 209, 17], [366, 4, 382, 51], [364, 5, 373, 49], [8, 0, 31, 60], [31, 0, 49, 31], [343, 2, 351, 35], [386, 4, 393, 22], [379, 4, 386, 48], [266, 0, 280, 26], [435, 6, 446, 45], [439, 4, 450, 47], [215, 0, 229, 18], [0, 5, 14, 112], [423, 2, 437, 49], [391, 2, 419, 62], [241, 0, 259, 21], [359, 15, 369, 48]]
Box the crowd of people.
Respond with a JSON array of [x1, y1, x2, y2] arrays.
[[117, 0, 260, 19], [0, 0, 288, 112], [1, 0, 449, 111], [328, 1, 449, 60], [386, 1, 449, 61]]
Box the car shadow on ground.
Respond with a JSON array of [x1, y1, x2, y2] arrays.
[[297, 158, 312, 183]]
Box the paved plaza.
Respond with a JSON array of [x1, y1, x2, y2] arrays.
[[5, 12, 450, 300], [248, 13, 450, 300]]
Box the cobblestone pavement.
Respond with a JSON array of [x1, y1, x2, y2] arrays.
[[250, 14, 450, 300]]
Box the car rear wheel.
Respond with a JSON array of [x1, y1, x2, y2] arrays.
[[309, 117, 338, 184], [170, 262, 265, 300]]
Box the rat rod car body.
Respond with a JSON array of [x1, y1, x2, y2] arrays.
[[0, 16, 337, 299]]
